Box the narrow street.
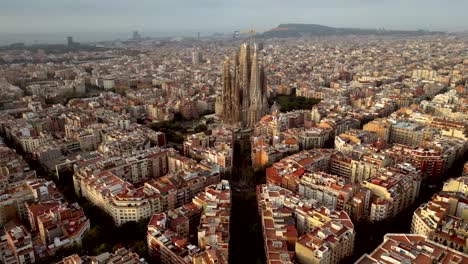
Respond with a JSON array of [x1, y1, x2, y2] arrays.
[[228, 133, 266, 264]]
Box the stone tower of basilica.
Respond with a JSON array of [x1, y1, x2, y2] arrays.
[[218, 42, 269, 128]]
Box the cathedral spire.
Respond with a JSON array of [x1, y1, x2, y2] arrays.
[[220, 41, 268, 128]]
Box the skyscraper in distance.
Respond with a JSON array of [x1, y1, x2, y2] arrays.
[[67, 36, 73, 46], [132, 30, 141, 41]]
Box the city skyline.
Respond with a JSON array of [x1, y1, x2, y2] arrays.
[[0, 2, 467, 263], [1, 0, 467, 35]]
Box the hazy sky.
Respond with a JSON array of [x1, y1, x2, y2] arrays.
[[0, 0, 466, 34]]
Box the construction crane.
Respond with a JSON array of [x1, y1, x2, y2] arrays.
[[239, 29, 256, 35], [240, 29, 256, 44], [233, 28, 256, 43], [233, 27, 289, 41]]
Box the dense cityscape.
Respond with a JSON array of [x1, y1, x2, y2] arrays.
[[0, 7, 467, 264]]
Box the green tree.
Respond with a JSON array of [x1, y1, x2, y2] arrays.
[[96, 243, 112, 255], [82, 226, 104, 252], [131, 241, 148, 258], [273, 95, 320, 112]]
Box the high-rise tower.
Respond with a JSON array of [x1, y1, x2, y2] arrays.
[[67, 36, 74, 46], [218, 43, 269, 127]]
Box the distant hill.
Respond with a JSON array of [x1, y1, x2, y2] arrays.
[[262, 24, 445, 38]]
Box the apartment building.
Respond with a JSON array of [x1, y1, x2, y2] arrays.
[[350, 153, 389, 183], [75, 171, 161, 226], [389, 121, 425, 147], [295, 218, 354, 264], [147, 181, 230, 264], [183, 128, 233, 172], [298, 171, 355, 211], [329, 153, 353, 183], [363, 119, 392, 142], [411, 177, 468, 253], [334, 129, 378, 155], [356, 233, 467, 264], [75, 156, 220, 226], [0, 179, 63, 225], [34, 203, 90, 252], [193, 181, 231, 260], [59, 247, 147, 264], [75, 147, 174, 186], [385, 144, 445, 178], [0, 224, 35, 264], [257, 184, 355, 264], [19, 134, 53, 153], [361, 164, 422, 221], [266, 149, 336, 192], [0, 142, 37, 192]]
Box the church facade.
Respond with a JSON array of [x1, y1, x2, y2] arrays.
[[217, 42, 269, 128]]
